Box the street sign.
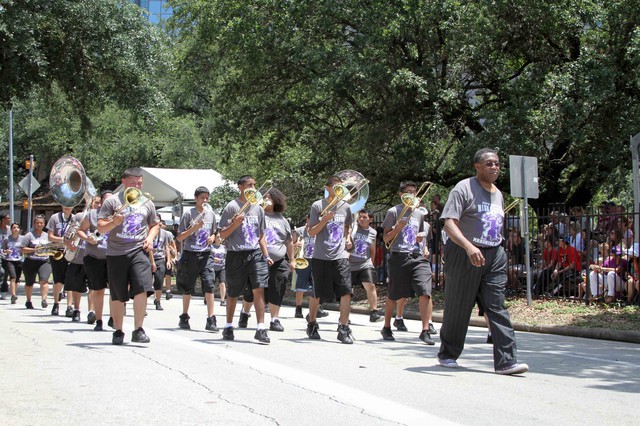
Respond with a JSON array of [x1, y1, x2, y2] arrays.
[[509, 155, 539, 199], [18, 176, 40, 195]]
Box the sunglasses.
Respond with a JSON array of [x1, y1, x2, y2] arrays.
[[484, 161, 501, 168]]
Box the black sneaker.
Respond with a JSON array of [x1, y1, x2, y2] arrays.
[[238, 311, 250, 328], [486, 334, 493, 344], [132, 327, 150, 343], [10, 295, 18, 304], [337, 324, 354, 344], [222, 326, 234, 341], [108, 317, 114, 329], [25, 301, 34, 309], [205, 315, 219, 332], [87, 311, 97, 325], [51, 303, 60, 316], [306, 321, 321, 340], [254, 329, 271, 344], [380, 327, 395, 341], [220, 299, 226, 306], [317, 306, 329, 318], [295, 305, 303, 318], [154, 299, 164, 311], [112, 329, 125, 345], [59, 291, 66, 301], [369, 310, 381, 322], [428, 323, 438, 335], [419, 330, 435, 345], [72, 310, 81, 322], [165, 291, 173, 300], [65, 306, 74, 318], [41, 299, 48, 308], [94, 320, 103, 331], [393, 318, 408, 331], [178, 313, 191, 330], [270, 319, 284, 332]]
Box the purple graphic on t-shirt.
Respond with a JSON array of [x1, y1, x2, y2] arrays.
[[123, 214, 144, 237], [242, 222, 258, 246], [212, 252, 225, 267], [195, 229, 208, 247], [265, 227, 277, 245], [481, 212, 503, 242], [326, 222, 342, 244], [304, 242, 314, 258], [402, 225, 417, 246], [9, 247, 20, 259], [354, 239, 368, 257]]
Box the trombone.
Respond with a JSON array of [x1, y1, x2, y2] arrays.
[[234, 180, 273, 218], [385, 181, 433, 249], [504, 198, 522, 215], [112, 187, 154, 217], [319, 179, 369, 218]]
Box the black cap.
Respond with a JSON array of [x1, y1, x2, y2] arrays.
[[194, 186, 210, 197]]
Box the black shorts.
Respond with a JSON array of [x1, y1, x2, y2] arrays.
[[165, 265, 174, 277], [5, 260, 23, 281], [84, 255, 108, 291], [310, 258, 352, 303], [293, 264, 313, 292], [266, 258, 290, 307], [387, 252, 432, 301], [23, 258, 51, 286], [50, 257, 69, 284], [153, 260, 166, 291], [106, 249, 153, 302], [64, 263, 88, 293], [176, 251, 216, 295], [214, 269, 226, 284], [226, 249, 268, 299], [351, 268, 376, 286]]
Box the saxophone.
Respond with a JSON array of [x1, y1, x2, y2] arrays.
[[35, 243, 65, 261]]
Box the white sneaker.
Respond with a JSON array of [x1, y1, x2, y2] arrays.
[[495, 363, 529, 375], [438, 358, 459, 368]]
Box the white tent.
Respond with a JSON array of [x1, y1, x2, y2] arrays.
[[114, 168, 234, 218]]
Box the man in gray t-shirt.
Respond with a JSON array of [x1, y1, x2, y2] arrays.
[[437, 148, 528, 375], [98, 167, 159, 346], [349, 209, 380, 323], [306, 175, 355, 344], [218, 175, 270, 344]]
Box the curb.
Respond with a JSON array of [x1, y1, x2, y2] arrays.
[[283, 298, 640, 345]]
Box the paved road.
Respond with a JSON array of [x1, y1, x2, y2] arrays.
[[0, 293, 638, 425]]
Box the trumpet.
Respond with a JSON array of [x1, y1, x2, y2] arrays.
[[292, 239, 309, 269], [235, 180, 273, 218], [35, 243, 66, 261], [386, 181, 433, 249], [189, 203, 212, 228]]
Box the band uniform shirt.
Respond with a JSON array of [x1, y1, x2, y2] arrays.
[[210, 244, 226, 271], [98, 191, 159, 256], [47, 212, 74, 239], [84, 209, 108, 260], [23, 231, 50, 261], [219, 199, 265, 252], [264, 212, 292, 262], [382, 206, 425, 253], [69, 212, 87, 265], [349, 226, 376, 271], [309, 199, 352, 261], [178, 207, 217, 253], [441, 177, 504, 248], [2, 235, 24, 262], [153, 229, 172, 261], [294, 226, 315, 259]]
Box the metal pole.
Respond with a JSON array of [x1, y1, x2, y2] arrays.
[[8, 107, 15, 223], [27, 154, 33, 229], [521, 157, 532, 306]]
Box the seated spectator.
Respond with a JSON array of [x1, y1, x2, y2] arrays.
[[616, 216, 633, 249], [626, 243, 639, 304], [602, 228, 625, 260], [505, 227, 525, 293], [587, 246, 628, 303], [533, 236, 558, 295], [549, 236, 582, 295]]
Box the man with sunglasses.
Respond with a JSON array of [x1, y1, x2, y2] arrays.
[[437, 148, 528, 375]]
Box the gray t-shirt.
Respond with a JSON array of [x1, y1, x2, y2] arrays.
[[69, 212, 87, 265], [309, 199, 352, 260], [219, 199, 265, 252], [264, 213, 292, 262], [84, 209, 108, 260], [210, 244, 226, 271], [47, 212, 74, 238], [294, 226, 315, 259], [178, 207, 217, 253], [152, 229, 172, 260], [382, 206, 425, 253], [2, 235, 24, 262], [441, 177, 504, 248], [0, 226, 9, 259], [349, 226, 376, 271], [23, 231, 50, 261], [98, 191, 158, 256]]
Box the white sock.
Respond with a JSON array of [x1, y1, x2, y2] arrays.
[[271, 317, 279, 322], [395, 316, 403, 320], [257, 323, 266, 330], [225, 323, 233, 328]]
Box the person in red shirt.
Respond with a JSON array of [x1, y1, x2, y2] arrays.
[[550, 236, 582, 295], [533, 236, 558, 295]]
